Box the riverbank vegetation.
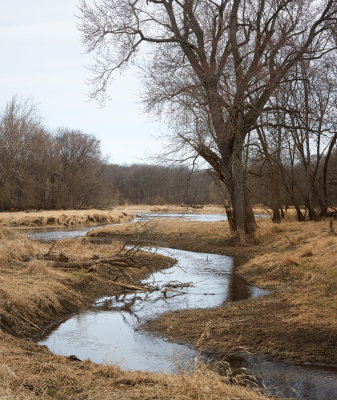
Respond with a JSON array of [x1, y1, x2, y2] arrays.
[[0, 227, 272, 400], [0, 208, 132, 227], [1, 331, 270, 400], [0, 228, 175, 337], [89, 216, 337, 365]]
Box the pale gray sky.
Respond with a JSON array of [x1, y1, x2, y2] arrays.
[[0, 1, 165, 164]]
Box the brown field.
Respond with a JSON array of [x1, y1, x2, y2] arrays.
[[0, 224, 271, 400], [0, 208, 132, 227], [89, 216, 337, 365]]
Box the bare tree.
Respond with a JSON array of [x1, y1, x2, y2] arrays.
[[0, 97, 42, 209], [55, 129, 105, 208], [79, 0, 337, 245]]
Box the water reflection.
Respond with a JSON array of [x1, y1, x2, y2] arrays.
[[224, 354, 337, 400]]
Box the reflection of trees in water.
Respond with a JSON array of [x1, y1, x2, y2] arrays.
[[227, 259, 250, 302], [99, 291, 181, 327]]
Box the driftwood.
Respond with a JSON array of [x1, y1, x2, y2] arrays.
[[105, 279, 148, 291], [105, 279, 187, 295], [42, 256, 135, 269], [330, 218, 335, 234], [35, 250, 137, 270]]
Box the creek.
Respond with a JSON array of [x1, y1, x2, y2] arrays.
[[28, 213, 337, 400]]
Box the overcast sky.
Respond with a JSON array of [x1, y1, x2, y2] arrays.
[[0, 1, 166, 164]]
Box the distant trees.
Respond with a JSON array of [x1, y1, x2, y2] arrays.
[[0, 95, 336, 214], [105, 164, 220, 205], [0, 97, 109, 211], [0, 97, 221, 211]]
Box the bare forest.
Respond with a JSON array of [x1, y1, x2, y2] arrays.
[[0, 97, 222, 210], [1, 94, 336, 219]]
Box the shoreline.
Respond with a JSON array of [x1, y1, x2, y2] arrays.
[[88, 217, 337, 366]]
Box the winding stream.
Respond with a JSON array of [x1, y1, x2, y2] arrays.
[[39, 248, 266, 372], [28, 214, 337, 400]]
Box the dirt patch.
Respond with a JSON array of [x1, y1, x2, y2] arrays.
[[89, 217, 337, 365]]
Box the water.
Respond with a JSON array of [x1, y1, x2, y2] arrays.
[[27, 212, 268, 241], [134, 212, 269, 223], [27, 224, 112, 241], [39, 248, 266, 372], [224, 354, 337, 400]]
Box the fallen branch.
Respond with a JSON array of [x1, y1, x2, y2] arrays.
[[163, 287, 187, 295], [105, 279, 148, 291], [42, 256, 136, 270], [105, 279, 187, 295]]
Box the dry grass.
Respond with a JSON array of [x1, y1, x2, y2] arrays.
[[0, 330, 270, 400], [0, 209, 132, 227], [0, 228, 174, 338]]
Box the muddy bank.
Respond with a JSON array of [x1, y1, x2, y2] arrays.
[[0, 208, 132, 227], [88, 218, 337, 365]]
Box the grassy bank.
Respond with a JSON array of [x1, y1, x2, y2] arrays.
[[0, 208, 132, 227], [88, 216, 337, 365], [0, 227, 271, 399], [1, 330, 270, 400]]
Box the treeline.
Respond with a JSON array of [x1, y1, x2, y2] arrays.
[[1, 96, 336, 215], [0, 97, 220, 210], [106, 164, 221, 205], [245, 59, 337, 222], [249, 149, 337, 221]]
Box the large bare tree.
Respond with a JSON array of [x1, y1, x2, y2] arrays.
[[79, 0, 336, 244]]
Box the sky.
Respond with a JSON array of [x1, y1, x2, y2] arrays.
[[0, 1, 166, 164]]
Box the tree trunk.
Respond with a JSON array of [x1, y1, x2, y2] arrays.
[[231, 136, 256, 245], [270, 171, 282, 223], [244, 186, 257, 233], [321, 133, 337, 216]]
